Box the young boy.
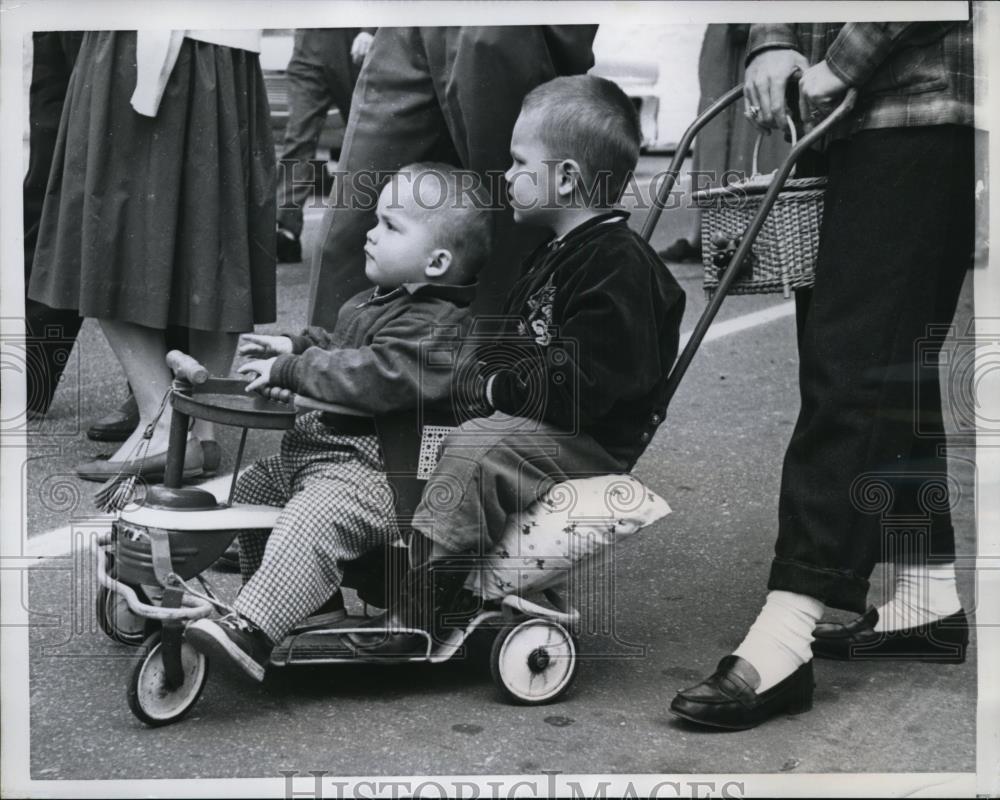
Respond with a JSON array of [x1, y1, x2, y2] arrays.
[[355, 75, 687, 655], [185, 162, 493, 680]]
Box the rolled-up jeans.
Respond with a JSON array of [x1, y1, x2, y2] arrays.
[[770, 124, 974, 612]]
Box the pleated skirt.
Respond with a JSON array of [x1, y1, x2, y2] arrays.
[[29, 31, 277, 331]]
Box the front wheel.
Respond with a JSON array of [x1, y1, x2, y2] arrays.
[[127, 631, 208, 727], [490, 618, 578, 705]]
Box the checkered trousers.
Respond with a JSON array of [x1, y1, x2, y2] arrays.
[[232, 412, 398, 643]]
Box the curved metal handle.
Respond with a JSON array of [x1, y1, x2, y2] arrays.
[[640, 84, 743, 243], [659, 87, 857, 408]]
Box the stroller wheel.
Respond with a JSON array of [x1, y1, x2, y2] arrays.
[[127, 631, 208, 727], [490, 618, 578, 705], [96, 583, 152, 646]]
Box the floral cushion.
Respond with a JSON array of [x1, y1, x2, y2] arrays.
[[466, 474, 671, 600]]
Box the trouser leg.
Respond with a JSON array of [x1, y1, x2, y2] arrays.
[[308, 28, 458, 328], [414, 413, 626, 555], [769, 125, 973, 613], [276, 30, 338, 237], [234, 472, 395, 643]]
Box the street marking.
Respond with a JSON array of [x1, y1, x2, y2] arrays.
[[680, 300, 796, 348], [23, 474, 237, 559], [23, 300, 797, 556]]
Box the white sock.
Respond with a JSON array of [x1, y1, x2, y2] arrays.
[[875, 562, 962, 633], [732, 591, 825, 693]]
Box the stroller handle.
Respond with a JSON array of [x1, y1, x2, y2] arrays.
[[166, 350, 209, 384], [655, 86, 857, 408]]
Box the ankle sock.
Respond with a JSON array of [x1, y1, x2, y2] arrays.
[[875, 562, 962, 633], [732, 590, 825, 693]]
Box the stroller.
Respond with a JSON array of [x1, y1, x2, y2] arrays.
[[95, 87, 855, 726]]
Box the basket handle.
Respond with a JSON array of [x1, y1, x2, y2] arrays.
[[750, 115, 798, 181], [660, 87, 857, 408]]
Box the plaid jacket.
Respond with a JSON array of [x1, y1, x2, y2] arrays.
[[747, 21, 976, 135]]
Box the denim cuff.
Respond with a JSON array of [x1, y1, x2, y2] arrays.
[[768, 557, 870, 614]]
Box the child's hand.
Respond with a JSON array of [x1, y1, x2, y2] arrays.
[[260, 385, 293, 404], [238, 334, 293, 358], [237, 357, 277, 393]]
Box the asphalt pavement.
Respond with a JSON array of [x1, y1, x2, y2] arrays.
[[15, 156, 978, 782]]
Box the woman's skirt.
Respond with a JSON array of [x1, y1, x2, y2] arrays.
[[28, 30, 277, 332]]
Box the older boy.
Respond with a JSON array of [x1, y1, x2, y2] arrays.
[[357, 75, 686, 655], [185, 163, 492, 680]]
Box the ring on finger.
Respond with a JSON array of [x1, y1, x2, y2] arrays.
[[746, 104, 760, 118]]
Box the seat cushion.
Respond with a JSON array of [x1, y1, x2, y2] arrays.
[[467, 474, 671, 600]]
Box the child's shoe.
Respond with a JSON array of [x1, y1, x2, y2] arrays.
[[185, 613, 272, 681], [294, 590, 348, 630]]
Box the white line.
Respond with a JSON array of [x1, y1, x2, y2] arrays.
[[24, 301, 796, 557], [23, 474, 238, 559], [679, 299, 796, 349]]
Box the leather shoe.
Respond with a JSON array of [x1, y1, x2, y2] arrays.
[[76, 437, 204, 483], [670, 656, 814, 730], [276, 225, 302, 264], [812, 607, 969, 663], [87, 394, 139, 441]]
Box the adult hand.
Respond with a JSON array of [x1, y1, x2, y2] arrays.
[[237, 357, 277, 393], [351, 32, 374, 65], [744, 48, 809, 131], [238, 333, 293, 358], [798, 60, 849, 130]]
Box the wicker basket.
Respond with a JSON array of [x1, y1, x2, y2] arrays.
[[693, 123, 825, 297]]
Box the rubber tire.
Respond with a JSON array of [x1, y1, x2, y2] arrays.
[[127, 631, 209, 727], [96, 583, 153, 646], [490, 618, 578, 705]]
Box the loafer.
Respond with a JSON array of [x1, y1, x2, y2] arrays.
[[670, 656, 814, 731], [812, 607, 969, 663], [87, 394, 140, 442], [76, 438, 204, 483]]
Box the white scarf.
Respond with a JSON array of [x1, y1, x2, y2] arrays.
[[131, 30, 262, 118]]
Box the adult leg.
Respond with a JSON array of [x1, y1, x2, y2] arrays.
[[277, 30, 338, 240], [425, 26, 594, 314], [186, 329, 238, 446], [95, 319, 173, 459], [771, 126, 973, 613], [308, 28, 458, 328], [23, 32, 85, 417], [672, 126, 975, 729]]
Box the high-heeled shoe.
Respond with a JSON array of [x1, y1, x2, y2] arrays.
[[76, 437, 204, 483]]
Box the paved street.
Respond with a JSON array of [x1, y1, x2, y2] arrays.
[[13, 156, 978, 781]]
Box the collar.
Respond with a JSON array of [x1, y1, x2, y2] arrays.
[[359, 281, 478, 307], [546, 210, 630, 252]]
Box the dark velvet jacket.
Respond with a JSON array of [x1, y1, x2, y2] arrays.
[[482, 212, 686, 468]]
